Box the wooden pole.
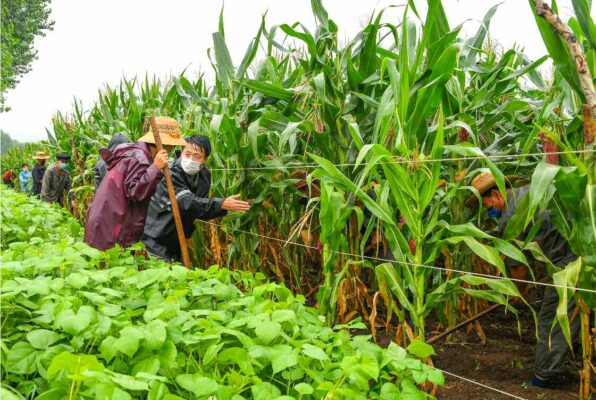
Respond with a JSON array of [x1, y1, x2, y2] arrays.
[[149, 116, 191, 269], [426, 303, 502, 345]]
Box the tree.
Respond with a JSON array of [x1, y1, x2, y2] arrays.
[[1, 0, 54, 112], [0, 131, 22, 155]]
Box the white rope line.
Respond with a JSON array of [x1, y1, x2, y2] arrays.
[[204, 219, 534, 399], [437, 368, 528, 400], [199, 219, 596, 295], [208, 149, 596, 172]]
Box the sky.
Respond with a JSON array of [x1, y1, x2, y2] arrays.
[[0, 0, 576, 143]]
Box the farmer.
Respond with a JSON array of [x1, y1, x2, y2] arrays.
[[84, 117, 186, 251], [142, 135, 251, 262], [469, 172, 580, 389], [2, 170, 15, 188], [19, 163, 32, 193], [95, 132, 130, 190], [41, 154, 72, 206], [32, 151, 49, 197]]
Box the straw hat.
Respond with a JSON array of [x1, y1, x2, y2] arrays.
[[138, 117, 187, 146], [466, 172, 526, 207], [33, 151, 50, 160]]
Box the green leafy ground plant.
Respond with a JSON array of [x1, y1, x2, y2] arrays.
[[0, 189, 442, 399]]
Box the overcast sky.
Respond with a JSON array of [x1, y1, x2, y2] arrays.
[[0, 0, 576, 142]]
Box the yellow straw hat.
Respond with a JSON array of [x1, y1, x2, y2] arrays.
[[466, 172, 526, 207], [33, 151, 50, 160], [138, 117, 187, 146]]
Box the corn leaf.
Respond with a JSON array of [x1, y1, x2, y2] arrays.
[[571, 0, 596, 49], [212, 32, 234, 90]]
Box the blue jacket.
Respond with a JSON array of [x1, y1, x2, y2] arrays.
[[19, 170, 32, 192]]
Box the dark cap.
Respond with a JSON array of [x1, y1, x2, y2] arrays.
[[56, 154, 71, 161]]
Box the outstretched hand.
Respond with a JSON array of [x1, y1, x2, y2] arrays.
[[222, 194, 251, 213]]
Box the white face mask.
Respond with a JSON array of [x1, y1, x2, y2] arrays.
[[180, 157, 203, 176]]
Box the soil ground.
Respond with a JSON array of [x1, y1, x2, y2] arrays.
[[371, 288, 587, 400], [431, 305, 581, 400]]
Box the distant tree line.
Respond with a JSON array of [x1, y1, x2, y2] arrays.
[[1, 131, 23, 155]]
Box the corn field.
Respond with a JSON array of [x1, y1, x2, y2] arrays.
[[1, 0, 595, 398]]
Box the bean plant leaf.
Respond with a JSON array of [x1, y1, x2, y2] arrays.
[[175, 374, 219, 397], [26, 329, 63, 349], [406, 339, 435, 358], [255, 320, 281, 344], [302, 343, 329, 361], [6, 342, 38, 374]]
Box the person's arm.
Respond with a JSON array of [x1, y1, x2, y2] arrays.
[[178, 192, 228, 220], [163, 170, 224, 220], [32, 167, 40, 185], [123, 159, 163, 202]]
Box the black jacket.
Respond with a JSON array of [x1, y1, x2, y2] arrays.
[[95, 133, 130, 190], [497, 185, 576, 268], [143, 158, 227, 256], [32, 164, 46, 195]]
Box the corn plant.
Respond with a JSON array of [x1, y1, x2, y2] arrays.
[[6, 0, 588, 345]]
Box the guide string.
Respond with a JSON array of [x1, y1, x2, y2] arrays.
[[208, 149, 595, 172], [199, 219, 596, 295]]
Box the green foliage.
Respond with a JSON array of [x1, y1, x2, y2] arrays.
[[0, 0, 54, 111], [2, 0, 592, 350], [0, 189, 441, 399], [504, 160, 596, 345]]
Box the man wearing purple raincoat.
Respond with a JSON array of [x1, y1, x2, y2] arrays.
[[84, 117, 186, 250]]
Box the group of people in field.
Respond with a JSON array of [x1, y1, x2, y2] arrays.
[[3, 117, 251, 263], [82, 117, 250, 262], [3, 151, 72, 204], [3, 116, 583, 390]]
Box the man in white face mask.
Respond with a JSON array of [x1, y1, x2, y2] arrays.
[[142, 135, 250, 262]]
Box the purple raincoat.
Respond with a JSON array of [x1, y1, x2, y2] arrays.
[[84, 141, 163, 250]]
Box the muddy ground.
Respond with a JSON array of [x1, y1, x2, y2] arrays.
[[431, 305, 581, 400], [371, 289, 586, 400]]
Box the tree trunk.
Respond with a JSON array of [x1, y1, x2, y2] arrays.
[[531, 0, 596, 119]]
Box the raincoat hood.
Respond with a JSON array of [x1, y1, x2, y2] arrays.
[[108, 132, 130, 150], [100, 141, 153, 171]]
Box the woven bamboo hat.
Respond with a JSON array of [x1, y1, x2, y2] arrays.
[[466, 172, 525, 207], [33, 151, 50, 160], [138, 117, 187, 146]]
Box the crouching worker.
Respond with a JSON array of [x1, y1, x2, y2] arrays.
[[142, 135, 251, 262], [84, 117, 186, 250], [469, 172, 580, 389]]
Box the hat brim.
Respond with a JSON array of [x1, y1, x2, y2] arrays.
[[138, 132, 187, 146], [34, 155, 50, 160], [466, 175, 524, 208]]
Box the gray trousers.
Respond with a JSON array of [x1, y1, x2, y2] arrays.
[[535, 288, 582, 379]]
